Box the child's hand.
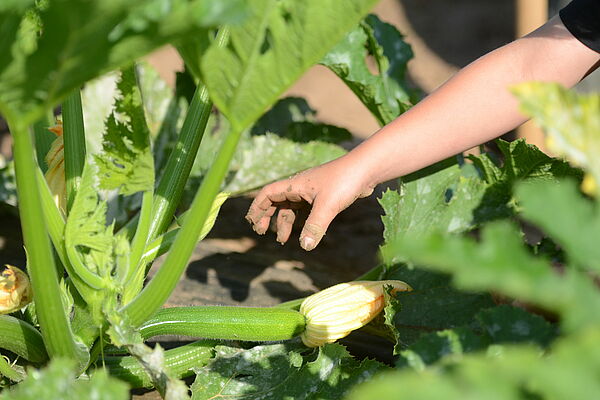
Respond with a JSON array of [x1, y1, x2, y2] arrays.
[[245, 157, 374, 251]]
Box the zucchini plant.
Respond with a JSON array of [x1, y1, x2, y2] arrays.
[[0, 0, 421, 398]]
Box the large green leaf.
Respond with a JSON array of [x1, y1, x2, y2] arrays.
[[321, 14, 414, 125], [201, 0, 379, 131], [251, 97, 353, 143], [191, 343, 384, 400], [188, 105, 349, 197], [94, 66, 154, 196], [348, 325, 600, 400], [386, 285, 494, 350], [381, 221, 600, 332], [0, 0, 244, 124], [226, 133, 347, 193], [517, 179, 600, 273], [380, 140, 580, 249], [512, 82, 600, 193], [0, 358, 128, 400], [380, 163, 488, 245], [395, 305, 556, 371]]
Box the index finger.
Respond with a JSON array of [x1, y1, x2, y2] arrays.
[[245, 182, 307, 224]]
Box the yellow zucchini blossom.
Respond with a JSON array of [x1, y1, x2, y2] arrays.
[[0, 265, 32, 314], [300, 280, 411, 347], [44, 122, 67, 212]]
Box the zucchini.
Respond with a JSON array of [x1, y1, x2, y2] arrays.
[[102, 340, 216, 388], [140, 306, 306, 342]]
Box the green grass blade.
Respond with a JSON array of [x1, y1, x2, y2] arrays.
[[9, 121, 83, 361], [62, 89, 86, 212]]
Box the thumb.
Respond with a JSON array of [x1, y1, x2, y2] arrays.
[[299, 200, 337, 251]]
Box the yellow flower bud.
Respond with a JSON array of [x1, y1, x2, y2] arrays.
[[300, 280, 411, 347], [0, 265, 32, 314], [44, 122, 67, 212]]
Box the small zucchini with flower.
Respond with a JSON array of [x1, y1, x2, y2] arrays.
[[137, 280, 410, 347]]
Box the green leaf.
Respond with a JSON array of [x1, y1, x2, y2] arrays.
[[0, 1, 35, 85], [476, 305, 556, 347], [190, 102, 350, 196], [0, 0, 244, 124], [94, 66, 154, 196], [395, 305, 556, 371], [469, 139, 580, 186], [226, 133, 347, 194], [379, 162, 489, 246], [396, 327, 489, 371], [65, 165, 114, 285], [517, 179, 600, 273], [386, 284, 494, 350], [137, 61, 179, 136], [251, 97, 353, 143], [191, 343, 384, 400], [512, 82, 600, 191], [348, 326, 600, 400], [0, 358, 129, 400], [201, 0, 379, 131], [0, 159, 17, 208], [380, 140, 581, 251], [321, 14, 414, 125], [381, 221, 600, 332]]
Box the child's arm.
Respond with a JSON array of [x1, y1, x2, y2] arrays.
[[246, 15, 600, 251]]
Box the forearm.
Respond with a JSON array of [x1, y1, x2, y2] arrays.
[[345, 16, 600, 186]]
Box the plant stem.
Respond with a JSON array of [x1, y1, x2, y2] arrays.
[[126, 190, 153, 283], [122, 122, 245, 326], [100, 340, 216, 389], [10, 121, 85, 362], [62, 89, 87, 212], [146, 84, 212, 241], [147, 28, 229, 242], [0, 315, 48, 364]]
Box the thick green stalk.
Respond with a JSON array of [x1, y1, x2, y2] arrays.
[[120, 190, 154, 303], [10, 121, 84, 361], [146, 84, 212, 241], [126, 190, 153, 283], [147, 28, 229, 242], [139, 306, 306, 341], [62, 89, 87, 212], [0, 315, 48, 363], [122, 122, 245, 326], [101, 340, 216, 388]]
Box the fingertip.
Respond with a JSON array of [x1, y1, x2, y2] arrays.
[[299, 222, 326, 251]]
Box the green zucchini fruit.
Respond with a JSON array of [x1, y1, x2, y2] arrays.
[[102, 340, 216, 388], [139, 306, 306, 342]]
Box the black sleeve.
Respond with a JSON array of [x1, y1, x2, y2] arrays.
[[559, 0, 600, 53]]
